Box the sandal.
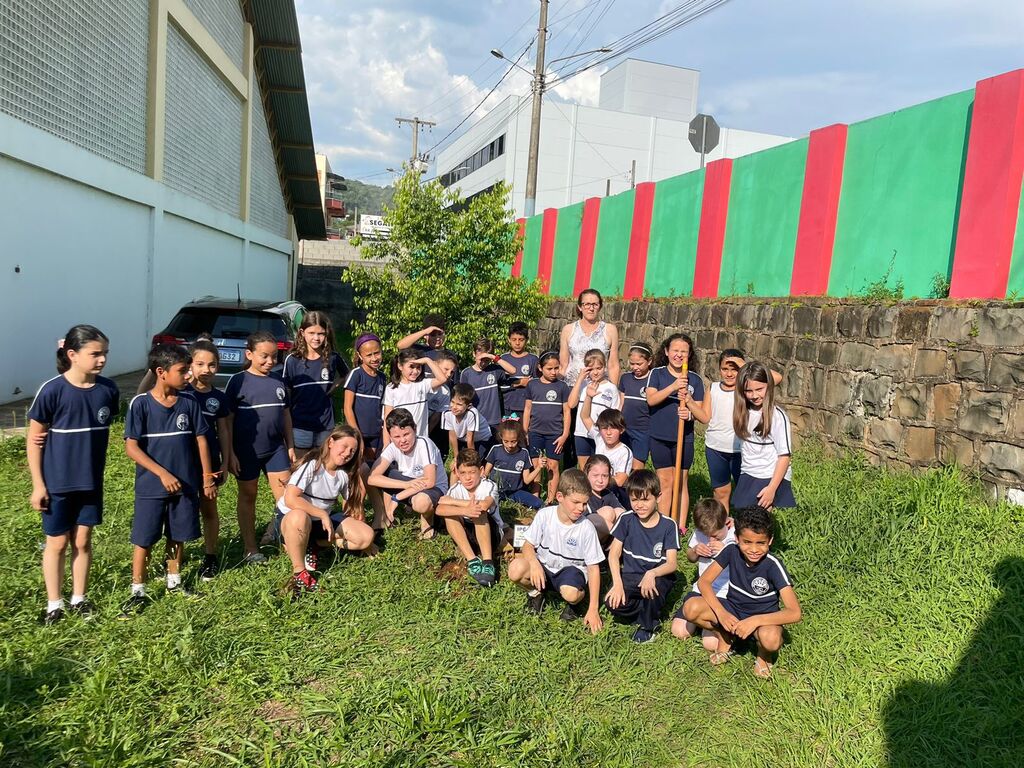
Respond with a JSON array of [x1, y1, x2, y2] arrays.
[[709, 650, 733, 666], [416, 527, 437, 542], [753, 658, 773, 679]]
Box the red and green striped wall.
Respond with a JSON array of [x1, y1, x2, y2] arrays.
[[514, 69, 1024, 300]]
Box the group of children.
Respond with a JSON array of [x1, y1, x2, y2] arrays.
[[26, 294, 801, 677]]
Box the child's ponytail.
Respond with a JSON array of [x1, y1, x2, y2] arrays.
[[57, 325, 109, 374]]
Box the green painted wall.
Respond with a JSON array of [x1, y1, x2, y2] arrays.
[[590, 189, 634, 296], [719, 138, 808, 297], [1007, 175, 1024, 297], [520, 213, 543, 282], [644, 169, 704, 297], [550, 202, 584, 297], [829, 89, 973, 298]]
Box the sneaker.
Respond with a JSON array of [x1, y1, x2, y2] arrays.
[[304, 544, 319, 572], [631, 627, 657, 644], [199, 555, 220, 581], [525, 592, 546, 615], [68, 599, 96, 620], [559, 602, 583, 622], [242, 551, 268, 566], [118, 593, 150, 619], [39, 607, 64, 626], [292, 569, 319, 595], [166, 583, 199, 598], [480, 560, 497, 587], [467, 557, 490, 587]]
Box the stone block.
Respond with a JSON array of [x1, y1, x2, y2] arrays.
[[976, 307, 1024, 346], [763, 305, 790, 334], [837, 306, 867, 337], [731, 304, 757, 329], [874, 344, 914, 375], [903, 426, 936, 462], [895, 307, 933, 341], [710, 304, 728, 329], [796, 339, 818, 363], [979, 441, 1024, 483], [818, 341, 839, 366], [819, 411, 842, 439], [787, 407, 814, 441], [784, 365, 805, 399], [819, 306, 839, 337], [868, 418, 903, 452], [803, 367, 826, 404], [839, 342, 877, 371], [691, 304, 711, 327], [1009, 400, 1024, 438], [989, 353, 1024, 389], [792, 306, 821, 336], [825, 370, 855, 410], [842, 415, 866, 441], [959, 391, 1013, 434], [672, 304, 691, 327], [914, 349, 948, 379], [716, 330, 736, 350], [939, 432, 976, 467], [929, 307, 978, 344], [954, 350, 987, 382], [774, 337, 796, 361], [696, 330, 716, 355], [860, 376, 893, 417], [891, 383, 930, 421], [932, 382, 961, 425], [866, 306, 899, 338]]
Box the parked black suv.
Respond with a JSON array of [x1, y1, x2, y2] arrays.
[[152, 298, 306, 383]]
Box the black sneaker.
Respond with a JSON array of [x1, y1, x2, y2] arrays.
[[480, 560, 497, 588], [39, 607, 64, 626], [631, 627, 656, 644], [467, 557, 490, 587], [525, 592, 546, 615], [559, 601, 583, 622], [118, 593, 150, 619], [199, 555, 219, 581], [68, 599, 97, 620]]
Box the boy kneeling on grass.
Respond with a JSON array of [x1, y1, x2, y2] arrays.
[[434, 448, 504, 588], [507, 468, 604, 634], [682, 506, 801, 678]]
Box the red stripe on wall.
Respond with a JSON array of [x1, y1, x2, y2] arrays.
[[950, 69, 1024, 299], [513, 218, 526, 277], [537, 208, 559, 293], [573, 197, 602, 295], [692, 160, 733, 298], [791, 124, 848, 296], [623, 182, 657, 299]]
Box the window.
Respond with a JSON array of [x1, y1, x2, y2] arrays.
[[440, 134, 506, 187]]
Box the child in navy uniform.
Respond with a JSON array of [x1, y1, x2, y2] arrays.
[[619, 342, 653, 470], [27, 325, 120, 625], [428, 350, 459, 460], [343, 333, 386, 461], [459, 338, 517, 439], [122, 345, 216, 616], [583, 455, 624, 542], [435, 449, 503, 588], [522, 351, 571, 504], [226, 331, 297, 564], [606, 470, 680, 643], [685, 506, 802, 678], [507, 469, 604, 634], [483, 421, 542, 510], [396, 314, 456, 379], [284, 311, 347, 459], [180, 337, 231, 580], [500, 322, 538, 420]]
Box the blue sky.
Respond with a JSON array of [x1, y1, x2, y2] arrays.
[[295, 0, 1023, 183]]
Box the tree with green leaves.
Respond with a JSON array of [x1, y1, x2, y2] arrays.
[[343, 173, 550, 363]]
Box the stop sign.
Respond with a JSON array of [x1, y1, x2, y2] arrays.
[[688, 113, 720, 154]]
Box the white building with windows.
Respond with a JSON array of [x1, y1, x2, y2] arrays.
[[434, 59, 794, 217], [0, 0, 324, 404]]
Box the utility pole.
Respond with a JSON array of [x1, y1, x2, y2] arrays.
[[523, 0, 549, 218], [394, 116, 436, 173]]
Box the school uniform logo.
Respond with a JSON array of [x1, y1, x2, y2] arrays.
[[521, 364, 531, 375], [96, 406, 110, 425], [175, 413, 190, 431], [545, 389, 557, 402], [486, 374, 496, 385], [653, 543, 664, 558], [203, 398, 219, 415], [276, 387, 286, 401], [411, 464, 424, 475], [321, 368, 330, 381], [515, 460, 525, 471], [566, 536, 579, 547], [751, 577, 770, 595], [376, 384, 384, 396]]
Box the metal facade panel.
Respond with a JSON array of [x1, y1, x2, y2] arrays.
[[249, 91, 289, 237], [181, 0, 245, 70]]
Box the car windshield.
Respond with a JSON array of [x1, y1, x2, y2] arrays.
[[166, 309, 288, 339]]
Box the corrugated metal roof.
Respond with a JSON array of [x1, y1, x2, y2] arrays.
[[245, 0, 325, 239]]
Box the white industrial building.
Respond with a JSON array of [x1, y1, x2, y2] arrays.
[[434, 59, 794, 217], [0, 0, 324, 405]]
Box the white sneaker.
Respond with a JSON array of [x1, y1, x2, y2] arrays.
[[243, 551, 268, 566]]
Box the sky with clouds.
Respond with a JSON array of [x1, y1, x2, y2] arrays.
[[294, 0, 1023, 183]]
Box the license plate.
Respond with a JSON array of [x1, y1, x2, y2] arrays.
[[220, 349, 241, 363]]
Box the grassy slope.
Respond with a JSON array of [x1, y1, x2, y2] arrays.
[[0, 428, 1021, 768]]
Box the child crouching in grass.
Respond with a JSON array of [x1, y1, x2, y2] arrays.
[[682, 506, 801, 678], [434, 449, 503, 588], [605, 470, 680, 643], [507, 469, 604, 634]]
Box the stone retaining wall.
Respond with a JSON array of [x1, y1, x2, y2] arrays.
[[535, 298, 1024, 500]]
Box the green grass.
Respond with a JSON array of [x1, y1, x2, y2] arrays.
[[1, 428, 1021, 767]]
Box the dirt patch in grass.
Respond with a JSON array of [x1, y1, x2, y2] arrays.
[[435, 559, 467, 582]]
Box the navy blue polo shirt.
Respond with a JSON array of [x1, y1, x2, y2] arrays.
[[411, 344, 457, 380], [588, 490, 623, 515], [647, 367, 705, 442], [344, 367, 386, 437], [619, 371, 651, 434], [500, 352, 538, 415], [181, 384, 229, 464], [525, 379, 570, 436], [460, 365, 510, 426], [283, 353, 346, 431], [611, 512, 679, 576], [485, 444, 534, 492], [125, 392, 208, 498], [713, 543, 792, 616], [225, 370, 289, 456], [28, 375, 120, 493]]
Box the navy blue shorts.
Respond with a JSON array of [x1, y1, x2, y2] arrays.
[[500, 488, 543, 510], [385, 468, 443, 507], [528, 432, 563, 459], [625, 430, 649, 465], [292, 427, 332, 450], [235, 443, 291, 482], [574, 435, 595, 458], [732, 474, 797, 509], [706, 447, 742, 489], [673, 590, 709, 620], [362, 434, 383, 459], [673, 591, 757, 622], [131, 494, 200, 547], [649, 436, 695, 471], [42, 490, 102, 536], [542, 565, 587, 596]]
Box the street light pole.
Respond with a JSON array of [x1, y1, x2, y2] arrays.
[[523, 0, 548, 219]]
